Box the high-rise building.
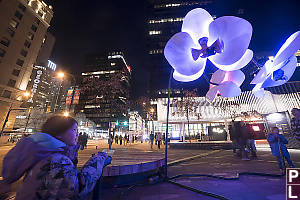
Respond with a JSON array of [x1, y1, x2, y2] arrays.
[[0, 0, 53, 129], [77, 51, 131, 129], [147, 0, 215, 96]]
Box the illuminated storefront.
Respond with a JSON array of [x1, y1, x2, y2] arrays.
[[151, 90, 300, 140]]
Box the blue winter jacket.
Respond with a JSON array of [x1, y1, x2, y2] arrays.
[[267, 133, 289, 157]]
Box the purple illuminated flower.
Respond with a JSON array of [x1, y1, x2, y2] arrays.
[[164, 8, 253, 82], [206, 70, 245, 101], [251, 31, 300, 98]]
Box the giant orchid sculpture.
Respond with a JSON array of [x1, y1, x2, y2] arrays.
[[164, 8, 253, 101], [251, 31, 300, 98]]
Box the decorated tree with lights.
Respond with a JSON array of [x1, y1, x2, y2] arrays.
[[172, 89, 199, 141]]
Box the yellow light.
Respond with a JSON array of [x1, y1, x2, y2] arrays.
[[24, 91, 30, 97], [63, 111, 69, 117], [57, 72, 65, 79]]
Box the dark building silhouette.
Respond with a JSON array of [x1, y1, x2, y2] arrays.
[[77, 51, 131, 129]]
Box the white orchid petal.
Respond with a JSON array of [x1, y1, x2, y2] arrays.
[[173, 66, 205, 82], [208, 16, 252, 65], [206, 86, 219, 101], [210, 49, 253, 71], [182, 8, 214, 43], [261, 56, 297, 88], [274, 31, 300, 66], [218, 81, 241, 98], [164, 32, 206, 76], [210, 70, 226, 84], [252, 84, 265, 98]]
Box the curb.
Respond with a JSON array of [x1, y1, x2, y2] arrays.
[[167, 150, 222, 166]]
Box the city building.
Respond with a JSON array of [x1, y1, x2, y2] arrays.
[[0, 0, 53, 130], [147, 0, 215, 96], [76, 51, 131, 130], [151, 83, 300, 141]]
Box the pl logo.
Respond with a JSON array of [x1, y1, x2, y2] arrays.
[[287, 169, 300, 199]]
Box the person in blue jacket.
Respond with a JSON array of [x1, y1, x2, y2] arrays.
[[267, 127, 295, 172]]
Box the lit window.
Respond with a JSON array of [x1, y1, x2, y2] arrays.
[[149, 18, 184, 24], [149, 30, 162, 35], [0, 37, 10, 47], [111, 63, 116, 66], [149, 49, 163, 55], [15, 10, 23, 20], [9, 19, 19, 28]]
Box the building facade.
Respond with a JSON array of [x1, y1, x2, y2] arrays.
[[77, 52, 131, 129], [0, 0, 53, 129], [152, 83, 300, 140], [147, 0, 215, 95]]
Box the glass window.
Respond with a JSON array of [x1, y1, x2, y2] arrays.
[[12, 69, 20, 77], [7, 79, 16, 87], [9, 19, 19, 28], [16, 59, 24, 67], [31, 25, 37, 32], [2, 90, 12, 98], [0, 48, 6, 57], [15, 10, 23, 20], [7, 27, 15, 37], [20, 49, 28, 57], [0, 37, 10, 47], [24, 40, 31, 48], [18, 3, 26, 12], [27, 32, 34, 40]]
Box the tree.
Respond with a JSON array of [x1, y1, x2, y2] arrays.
[[172, 89, 199, 142]]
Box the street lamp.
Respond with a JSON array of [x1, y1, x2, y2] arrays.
[[57, 72, 65, 79], [63, 111, 69, 117]]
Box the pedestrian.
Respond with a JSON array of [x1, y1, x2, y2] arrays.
[[267, 127, 295, 173], [246, 124, 257, 158], [132, 134, 135, 143], [0, 115, 111, 199], [124, 134, 127, 145], [150, 132, 154, 149], [119, 135, 123, 145], [229, 121, 238, 153], [157, 132, 162, 149], [140, 135, 143, 143], [82, 133, 88, 149], [291, 108, 300, 141], [78, 132, 85, 150], [115, 135, 118, 144], [234, 121, 250, 160]]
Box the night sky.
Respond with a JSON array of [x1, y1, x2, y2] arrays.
[[45, 0, 300, 98]]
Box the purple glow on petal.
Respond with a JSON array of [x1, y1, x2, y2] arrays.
[[182, 8, 213, 43], [208, 16, 252, 65], [210, 49, 253, 71], [261, 56, 297, 88], [225, 70, 245, 86], [173, 66, 205, 82], [211, 70, 225, 84], [218, 81, 241, 98], [206, 86, 219, 101], [164, 32, 206, 76], [274, 31, 300, 66]]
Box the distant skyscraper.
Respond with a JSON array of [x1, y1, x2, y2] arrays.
[[0, 0, 53, 129], [147, 0, 215, 96], [77, 51, 131, 129]]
